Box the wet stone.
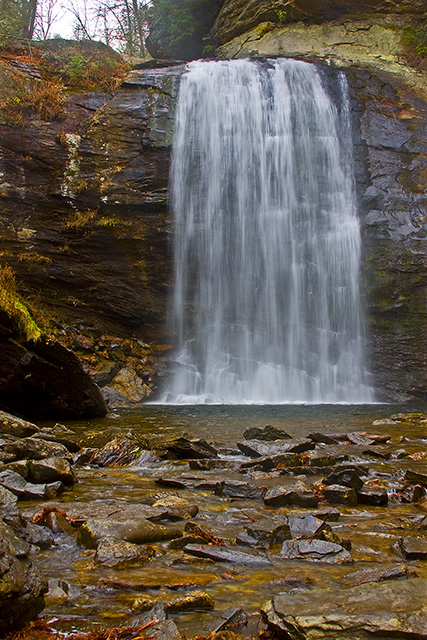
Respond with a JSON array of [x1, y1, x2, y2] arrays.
[[343, 564, 409, 586], [288, 514, 327, 539], [189, 459, 240, 471], [164, 437, 218, 459], [23, 521, 55, 548], [262, 578, 427, 639], [0, 411, 39, 438], [218, 481, 266, 500], [403, 469, 427, 488], [322, 484, 358, 506], [168, 534, 207, 549], [150, 495, 199, 520], [264, 481, 318, 508], [323, 468, 365, 490], [237, 518, 291, 548], [94, 537, 154, 567], [8, 437, 73, 461], [357, 486, 388, 506], [308, 432, 339, 444], [90, 434, 148, 467], [28, 457, 76, 486], [0, 469, 56, 500], [77, 517, 182, 548], [33, 431, 80, 453], [393, 536, 427, 560], [184, 543, 271, 565], [280, 539, 352, 564], [132, 590, 215, 613], [211, 606, 248, 634], [240, 452, 302, 471], [243, 425, 291, 441], [392, 483, 425, 503]]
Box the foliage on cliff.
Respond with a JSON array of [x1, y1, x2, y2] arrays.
[[0, 265, 43, 342]]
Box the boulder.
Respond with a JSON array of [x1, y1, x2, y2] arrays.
[[163, 437, 218, 459], [393, 537, 427, 560], [8, 437, 73, 461], [357, 486, 388, 506], [184, 543, 271, 565], [264, 481, 318, 508], [236, 518, 290, 548], [323, 468, 365, 490], [0, 411, 39, 438], [0, 327, 107, 420], [28, 457, 75, 485], [219, 481, 266, 500], [243, 425, 291, 440], [94, 538, 154, 567], [151, 496, 199, 520], [89, 434, 148, 467], [280, 539, 352, 564], [0, 520, 47, 633], [77, 517, 182, 548], [262, 578, 427, 639], [322, 484, 358, 506]]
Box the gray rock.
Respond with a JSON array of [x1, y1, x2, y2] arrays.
[[261, 578, 427, 639], [28, 457, 75, 485], [90, 434, 149, 467], [151, 495, 199, 520], [264, 481, 318, 508], [0, 520, 47, 633], [323, 468, 364, 490], [164, 437, 218, 459], [0, 411, 39, 438], [0, 469, 55, 500], [238, 439, 314, 458], [393, 536, 427, 560], [288, 515, 327, 539], [323, 484, 358, 506], [403, 469, 427, 488], [308, 432, 339, 444], [9, 437, 73, 461], [243, 425, 291, 441], [77, 517, 182, 548], [94, 537, 154, 567], [219, 481, 266, 500], [281, 539, 352, 564], [237, 518, 291, 548], [357, 486, 388, 506], [184, 544, 271, 565], [343, 564, 409, 586]]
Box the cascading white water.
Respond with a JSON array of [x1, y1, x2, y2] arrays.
[[163, 58, 373, 404]]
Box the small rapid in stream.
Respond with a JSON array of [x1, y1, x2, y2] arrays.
[[164, 59, 373, 404]]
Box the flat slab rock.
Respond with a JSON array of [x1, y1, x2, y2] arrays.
[[281, 539, 352, 564], [262, 578, 427, 639], [184, 543, 271, 565]]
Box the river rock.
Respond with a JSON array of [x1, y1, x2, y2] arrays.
[[94, 538, 155, 567], [243, 425, 291, 440], [322, 484, 358, 506], [132, 590, 215, 613], [0, 469, 61, 500], [0, 485, 19, 521], [184, 543, 271, 565], [77, 517, 182, 548], [28, 457, 75, 485], [238, 439, 314, 458], [393, 536, 427, 560], [89, 433, 149, 467], [403, 469, 427, 488], [8, 437, 73, 461], [236, 518, 290, 548], [261, 578, 427, 639], [343, 564, 409, 586], [0, 520, 47, 633], [357, 486, 388, 506], [288, 514, 327, 539], [323, 467, 365, 490], [308, 432, 339, 444], [240, 452, 302, 471], [280, 539, 352, 564], [219, 480, 266, 500], [151, 496, 199, 520], [32, 431, 80, 453], [264, 481, 318, 508], [164, 437, 219, 459], [0, 411, 39, 438]]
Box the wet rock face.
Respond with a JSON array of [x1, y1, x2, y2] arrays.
[[0, 63, 184, 340], [211, 0, 426, 45], [347, 69, 427, 401]]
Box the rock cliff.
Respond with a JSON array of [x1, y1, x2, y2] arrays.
[[0, 24, 425, 403]]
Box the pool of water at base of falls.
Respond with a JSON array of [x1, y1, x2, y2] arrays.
[[26, 403, 426, 637]]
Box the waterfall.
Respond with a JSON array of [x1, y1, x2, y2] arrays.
[[163, 58, 373, 404]]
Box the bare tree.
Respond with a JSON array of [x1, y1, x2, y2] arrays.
[[33, 0, 64, 39]]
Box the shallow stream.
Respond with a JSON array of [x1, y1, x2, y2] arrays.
[[24, 404, 427, 637]]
